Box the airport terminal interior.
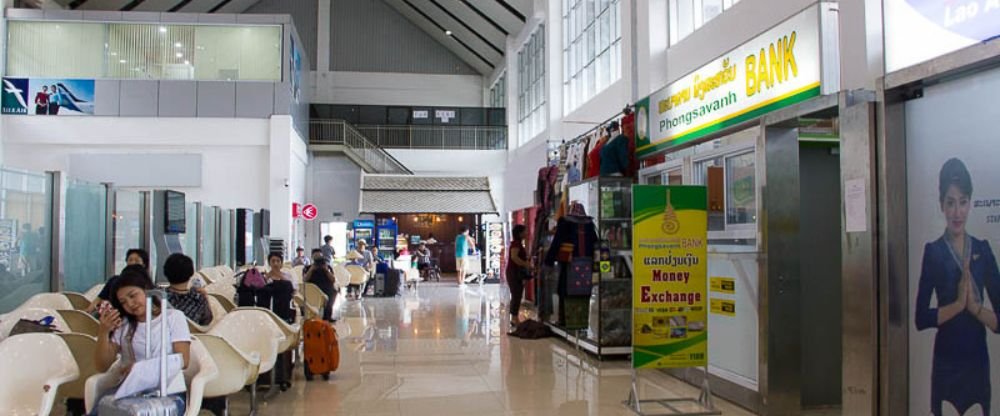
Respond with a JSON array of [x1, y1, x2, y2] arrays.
[[0, 0, 997, 415]]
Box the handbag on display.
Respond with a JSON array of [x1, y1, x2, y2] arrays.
[[566, 225, 593, 296]]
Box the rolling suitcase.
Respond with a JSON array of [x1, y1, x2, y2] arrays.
[[303, 318, 340, 381], [97, 291, 184, 415], [381, 269, 401, 297]]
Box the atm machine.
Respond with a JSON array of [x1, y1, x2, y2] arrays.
[[152, 190, 186, 283]]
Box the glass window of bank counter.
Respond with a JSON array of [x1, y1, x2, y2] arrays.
[[639, 126, 758, 250]]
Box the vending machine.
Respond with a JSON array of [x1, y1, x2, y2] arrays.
[[375, 218, 398, 256], [351, 219, 375, 250]]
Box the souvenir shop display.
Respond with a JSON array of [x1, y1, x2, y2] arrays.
[[520, 108, 636, 357]]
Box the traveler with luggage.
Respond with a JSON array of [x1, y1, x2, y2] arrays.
[[304, 257, 337, 321], [164, 253, 213, 326], [93, 265, 191, 415], [455, 226, 476, 286]]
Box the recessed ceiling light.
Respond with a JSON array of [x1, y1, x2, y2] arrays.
[[159, 26, 167, 33], [184, 60, 190, 65], [445, 30, 452, 36], [119, 59, 127, 64], [175, 42, 182, 48], [176, 52, 183, 58]]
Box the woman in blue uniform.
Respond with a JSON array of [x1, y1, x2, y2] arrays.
[[915, 158, 1000, 416]]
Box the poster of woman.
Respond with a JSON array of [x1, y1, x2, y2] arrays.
[[907, 67, 1000, 416]]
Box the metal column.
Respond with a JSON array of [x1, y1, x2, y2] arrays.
[[758, 126, 802, 415], [839, 92, 879, 416]]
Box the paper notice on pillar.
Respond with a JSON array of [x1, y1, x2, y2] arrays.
[[845, 178, 868, 233], [632, 185, 708, 369]]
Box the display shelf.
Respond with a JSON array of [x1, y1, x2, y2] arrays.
[[559, 176, 634, 356], [546, 322, 632, 357]]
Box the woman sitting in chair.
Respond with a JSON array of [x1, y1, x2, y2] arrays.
[[92, 265, 191, 415], [304, 257, 337, 321]]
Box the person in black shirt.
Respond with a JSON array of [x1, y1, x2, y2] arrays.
[[304, 257, 337, 321], [87, 248, 149, 313]]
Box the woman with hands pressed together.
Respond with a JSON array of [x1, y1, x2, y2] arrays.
[[915, 158, 1000, 416], [93, 265, 192, 414]]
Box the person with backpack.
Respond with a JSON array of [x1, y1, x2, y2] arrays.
[[163, 253, 213, 326]]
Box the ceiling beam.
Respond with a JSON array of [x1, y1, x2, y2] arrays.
[[385, 0, 494, 74], [175, 0, 224, 12], [427, 0, 505, 54], [411, 0, 503, 61], [464, 0, 523, 34]]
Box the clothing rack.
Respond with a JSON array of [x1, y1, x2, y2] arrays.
[[561, 104, 634, 148]]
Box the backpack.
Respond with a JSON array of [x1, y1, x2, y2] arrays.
[[242, 268, 267, 289]]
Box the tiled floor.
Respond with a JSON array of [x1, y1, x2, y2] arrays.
[[219, 282, 762, 416]]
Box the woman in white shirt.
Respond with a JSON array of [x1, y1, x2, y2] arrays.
[[93, 265, 191, 414]]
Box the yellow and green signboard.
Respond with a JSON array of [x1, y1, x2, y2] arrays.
[[637, 4, 824, 157], [632, 185, 708, 369]]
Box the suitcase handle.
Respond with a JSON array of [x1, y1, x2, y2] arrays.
[[144, 290, 170, 398]]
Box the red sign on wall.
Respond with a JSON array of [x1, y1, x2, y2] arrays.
[[302, 204, 318, 220], [292, 202, 302, 218]]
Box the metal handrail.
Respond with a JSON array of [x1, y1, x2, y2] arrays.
[[309, 120, 412, 175], [311, 120, 507, 150]]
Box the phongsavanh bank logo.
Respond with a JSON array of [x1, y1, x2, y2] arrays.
[[2, 78, 29, 115], [661, 190, 680, 235]]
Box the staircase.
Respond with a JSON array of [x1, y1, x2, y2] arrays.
[[309, 120, 413, 175]]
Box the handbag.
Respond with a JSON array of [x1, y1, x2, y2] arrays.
[[566, 224, 593, 296], [9, 318, 59, 336]]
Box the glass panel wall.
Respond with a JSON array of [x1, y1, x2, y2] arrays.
[[0, 169, 52, 313], [517, 26, 546, 144], [7, 21, 282, 81], [563, 0, 621, 114], [669, 0, 741, 45], [112, 190, 143, 274], [179, 202, 199, 267], [64, 179, 107, 293], [220, 209, 232, 269], [201, 206, 217, 268]]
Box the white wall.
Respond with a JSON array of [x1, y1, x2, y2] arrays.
[[310, 71, 485, 106], [305, 153, 363, 250], [267, 115, 310, 251], [2, 115, 307, 249]]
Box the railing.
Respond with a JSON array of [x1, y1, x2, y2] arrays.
[[309, 120, 413, 175], [312, 120, 507, 150]]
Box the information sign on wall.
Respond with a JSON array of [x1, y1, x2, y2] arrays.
[[632, 185, 709, 369], [636, 5, 823, 157], [2, 78, 95, 116]]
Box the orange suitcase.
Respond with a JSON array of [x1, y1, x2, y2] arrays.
[[303, 318, 340, 380]]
